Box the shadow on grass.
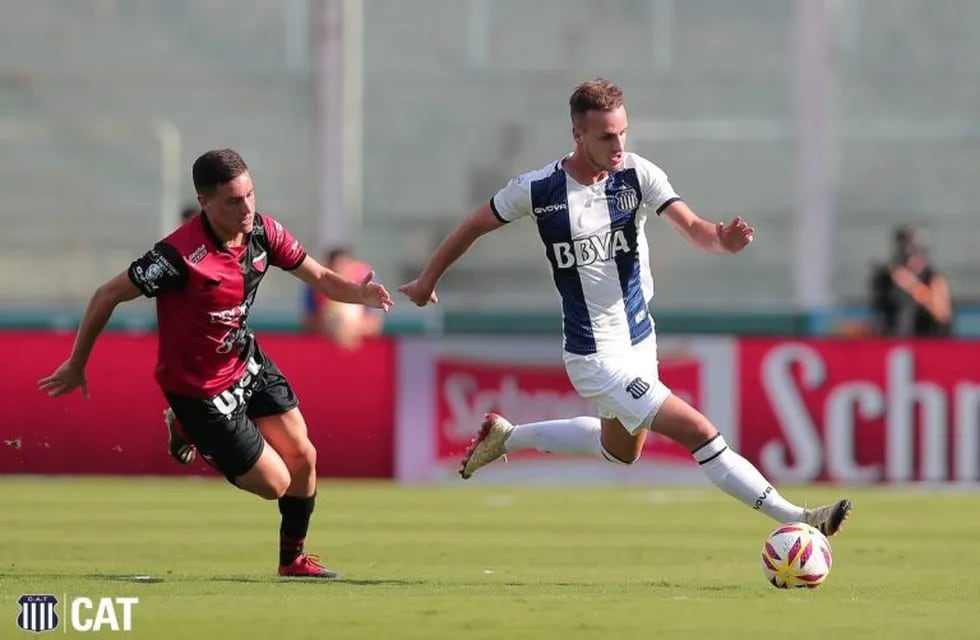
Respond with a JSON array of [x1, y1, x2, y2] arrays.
[[1, 573, 742, 590], [0, 573, 425, 587], [210, 577, 426, 586], [496, 580, 746, 591], [0, 573, 167, 584]]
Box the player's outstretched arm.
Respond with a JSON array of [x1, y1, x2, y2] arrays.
[[38, 271, 141, 398], [291, 256, 393, 312], [399, 202, 505, 307], [661, 201, 755, 255]]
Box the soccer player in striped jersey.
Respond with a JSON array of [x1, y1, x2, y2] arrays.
[[399, 79, 850, 537]]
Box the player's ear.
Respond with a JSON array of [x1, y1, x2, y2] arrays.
[[571, 117, 584, 144]]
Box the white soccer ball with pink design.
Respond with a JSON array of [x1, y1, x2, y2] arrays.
[[761, 522, 833, 589]]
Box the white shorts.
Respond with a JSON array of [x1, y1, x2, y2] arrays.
[[563, 336, 672, 435]]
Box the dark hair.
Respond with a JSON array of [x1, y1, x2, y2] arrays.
[[569, 78, 624, 122], [325, 247, 351, 268], [892, 225, 926, 264], [192, 149, 249, 195], [180, 204, 199, 221]]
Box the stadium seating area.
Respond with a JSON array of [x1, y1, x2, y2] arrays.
[[1, 0, 978, 312]]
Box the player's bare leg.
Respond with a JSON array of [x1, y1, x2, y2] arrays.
[[649, 394, 852, 536], [598, 417, 647, 464], [257, 409, 338, 579], [234, 442, 291, 500]]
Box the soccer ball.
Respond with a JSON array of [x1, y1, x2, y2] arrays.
[[761, 522, 832, 589]]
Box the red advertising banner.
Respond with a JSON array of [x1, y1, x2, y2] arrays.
[[394, 335, 736, 483], [434, 356, 700, 466], [738, 339, 980, 484], [3, 332, 395, 478]]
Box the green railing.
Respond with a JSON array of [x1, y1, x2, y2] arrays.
[[3, 306, 977, 337]]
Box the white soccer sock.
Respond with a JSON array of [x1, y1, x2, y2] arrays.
[[504, 416, 606, 459], [692, 434, 804, 523]]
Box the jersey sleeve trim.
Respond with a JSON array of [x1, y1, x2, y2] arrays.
[[282, 252, 307, 271], [488, 197, 510, 224], [656, 197, 682, 215]]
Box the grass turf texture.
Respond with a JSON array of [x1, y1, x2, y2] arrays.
[[2, 478, 978, 639]]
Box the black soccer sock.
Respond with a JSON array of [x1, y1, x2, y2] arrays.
[[278, 492, 316, 566]]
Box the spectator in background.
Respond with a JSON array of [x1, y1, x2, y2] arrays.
[[869, 225, 953, 337], [303, 247, 383, 348], [180, 203, 199, 224]]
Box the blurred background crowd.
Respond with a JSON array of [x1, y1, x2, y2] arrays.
[[1, 0, 977, 342]]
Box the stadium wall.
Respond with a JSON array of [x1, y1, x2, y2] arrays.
[[3, 333, 395, 478], [4, 333, 979, 485]]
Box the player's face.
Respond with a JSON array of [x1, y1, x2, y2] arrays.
[[199, 172, 257, 237], [575, 106, 628, 171]]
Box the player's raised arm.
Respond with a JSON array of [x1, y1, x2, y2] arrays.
[[37, 271, 141, 398], [399, 201, 507, 307], [660, 200, 755, 255], [290, 255, 393, 312]]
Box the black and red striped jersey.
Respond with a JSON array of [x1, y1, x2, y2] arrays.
[[128, 212, 306, 397]]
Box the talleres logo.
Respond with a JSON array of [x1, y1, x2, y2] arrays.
[[16, 594, 140, 633]]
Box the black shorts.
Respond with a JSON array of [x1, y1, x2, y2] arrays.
[[165, 343, 298, 483]]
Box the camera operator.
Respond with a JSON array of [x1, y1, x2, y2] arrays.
[[869, 226, 952, 337]]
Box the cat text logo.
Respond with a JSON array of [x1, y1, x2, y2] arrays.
[[16, 594, 140, 633]]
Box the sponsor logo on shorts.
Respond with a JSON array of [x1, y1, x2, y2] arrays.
[[625, 377, 651, 400], [210, 356, 262, 417]]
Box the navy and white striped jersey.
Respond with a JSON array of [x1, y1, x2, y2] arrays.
[[490, 152, 680, 356]]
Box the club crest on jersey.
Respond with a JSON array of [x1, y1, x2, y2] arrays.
[[614, 186, 639, 212], [251, 250, 267, 272], [551, 229, 631, 269]]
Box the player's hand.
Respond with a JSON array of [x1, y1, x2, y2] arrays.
[[38, 359, 89, 398], [398, 279, 439, 307], [717, 216, 755, 253], [359, 270, 394, 312], [890, 266, 918, 291]]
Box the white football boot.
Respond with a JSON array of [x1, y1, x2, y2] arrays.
[[459, 413, 515, 479]]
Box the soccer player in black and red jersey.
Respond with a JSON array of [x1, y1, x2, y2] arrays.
[[38, 149, 393, 578]]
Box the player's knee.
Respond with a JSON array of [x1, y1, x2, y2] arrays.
[[600, 443, 642, 466], [284, 440, 317, 477], [682, 422, 719, 452], [264, 472, 291, 500], [301, 441, 317, 470], [650, 396, 719, 451], [246, 467, 291, 500]]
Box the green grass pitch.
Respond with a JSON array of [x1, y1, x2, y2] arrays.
[[2, 478, 979, 639]]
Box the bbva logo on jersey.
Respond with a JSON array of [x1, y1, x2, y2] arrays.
[[551, 229, 631, 269]]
